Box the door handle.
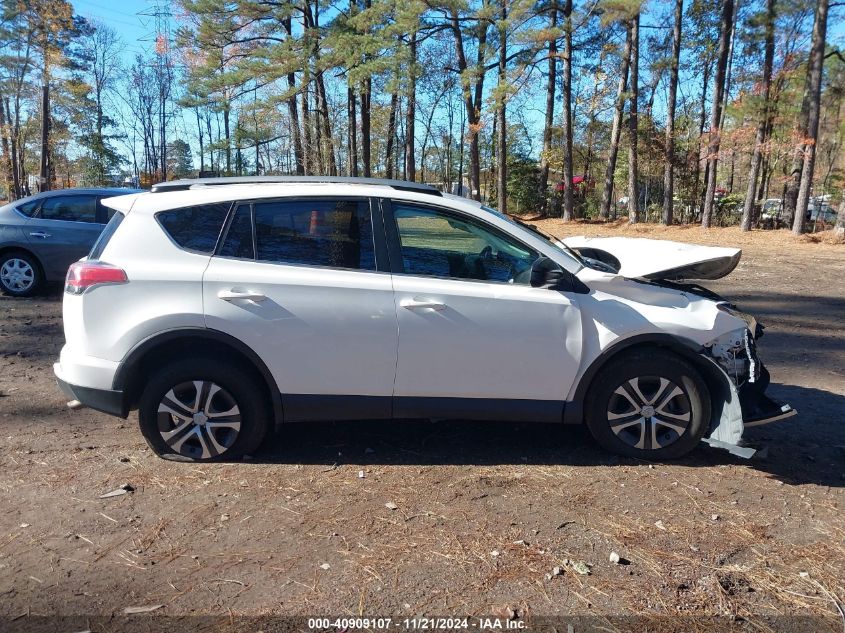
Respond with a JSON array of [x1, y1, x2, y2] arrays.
[[29, 231, 51, 239], [400, 297, 446, 311], [218, 289, 267, 303]]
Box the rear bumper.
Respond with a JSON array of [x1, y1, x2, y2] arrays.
[[54, 363, 127, 418]]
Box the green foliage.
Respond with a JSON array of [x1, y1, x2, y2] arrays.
[[506, 156, 542, 213], [166, 139, 194, 179]]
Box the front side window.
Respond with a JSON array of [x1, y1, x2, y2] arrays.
[[393, 204, 539, 284], [39, 196, 98, 223], [246, 199, 376, 270], [157, 203, 231, 254]]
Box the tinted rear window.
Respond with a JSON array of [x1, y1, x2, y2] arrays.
[[252, 199, 376, 270], [157, 203, 231, 254], [89, 211, 125, 260]]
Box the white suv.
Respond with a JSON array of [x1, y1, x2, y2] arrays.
[[53, 177, 795, 462]]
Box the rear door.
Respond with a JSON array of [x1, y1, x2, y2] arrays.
[[25, 194, 103, 279], [203, 197, 398, 421]]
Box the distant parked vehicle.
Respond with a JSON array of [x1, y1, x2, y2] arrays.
[[0, 188, 141, 296]]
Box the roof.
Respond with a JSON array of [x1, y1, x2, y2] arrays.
[[149, 176, 441, 197]]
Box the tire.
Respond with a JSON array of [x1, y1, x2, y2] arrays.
[[585, 350, 711, 460], [138, 357, 270, 462], [0, 251, 43, 297]]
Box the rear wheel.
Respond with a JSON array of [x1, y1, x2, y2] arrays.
[[138, 358, 270, 461], [585, 351, 710, 460], [0, 251, 42, 297]]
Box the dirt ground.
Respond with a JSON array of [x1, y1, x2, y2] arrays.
[[0, 224, 843, 632]]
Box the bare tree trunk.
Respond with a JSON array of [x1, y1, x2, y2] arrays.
[[600, 21, 631, 220], [0, 95, 11, 196], [385, 89, 398, 179], [702, 0, 735, 228], [793, 0, 830, 235], [4, 98, 20, 199], [783, 88, 809, 226], [223, 102, 232, 175], [360, 80, 371, 177], [627, 14, 640, 224], [496, 0, 508, 214], [404, 32, 417, 182], [301, 88, 311, 175], [561, 0, 574, 220], [741, 0, 775, 231], [662, 0, 683, 225], [281, 18, 305, 175], [288, 79, 305, 175], [314, 74, 337, 176], [693, 61, 711, 217], [538, 1, 557, 216], [39, 84, 50, 191], [449, 6, 486, 201], [347, 86, 359, 177]]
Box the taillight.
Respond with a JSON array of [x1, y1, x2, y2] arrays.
[[65, 261, 128, 295]]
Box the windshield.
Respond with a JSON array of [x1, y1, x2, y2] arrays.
[[480, 206, 588, 266]]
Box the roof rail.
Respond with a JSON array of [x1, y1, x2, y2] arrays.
[[149, 176, 442, 196]]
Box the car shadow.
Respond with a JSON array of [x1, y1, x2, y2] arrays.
[[249, 383, 844, 489]]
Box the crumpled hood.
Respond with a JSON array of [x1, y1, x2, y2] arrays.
[[561, 236, 742, 281]]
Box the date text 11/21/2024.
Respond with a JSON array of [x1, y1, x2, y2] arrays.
[[307, 618, 526, 630]]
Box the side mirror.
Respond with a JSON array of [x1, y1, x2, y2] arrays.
[[530, 257, 589, 294]]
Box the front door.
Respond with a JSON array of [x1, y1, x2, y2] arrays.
[[203, 197, 398, 421], [385, 201, 582, 422]]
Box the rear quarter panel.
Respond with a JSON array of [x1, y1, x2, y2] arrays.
[[62, 210, 208, 363]]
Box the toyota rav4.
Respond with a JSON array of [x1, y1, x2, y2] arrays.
[[53, 177, 795, 462]]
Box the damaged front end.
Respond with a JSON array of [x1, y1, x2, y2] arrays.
[[700, 313, 796, 457]]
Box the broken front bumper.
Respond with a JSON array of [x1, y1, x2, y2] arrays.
[[738, 367, 797, 427], [702, 329, 797, 458]]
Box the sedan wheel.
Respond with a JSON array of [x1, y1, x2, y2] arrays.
[[0, 256, 37, 295], [157, 380, 242, 460]]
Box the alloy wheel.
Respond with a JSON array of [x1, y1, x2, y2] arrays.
[[606, 376, 692, 451], [156, 380, 241, 460], [1, 258, 35, 293]]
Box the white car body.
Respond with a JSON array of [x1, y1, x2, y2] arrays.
[[53, 177, 795, 460]]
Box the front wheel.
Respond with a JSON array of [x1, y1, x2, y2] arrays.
[[138, 358, 270, 462], [585, 351, 711, 460]]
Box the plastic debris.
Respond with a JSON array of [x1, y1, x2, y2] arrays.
[[124, 605, 163, 614], [99, 483, 134, 499]]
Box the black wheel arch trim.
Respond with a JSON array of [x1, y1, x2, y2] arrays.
[[112, 327, 284, 427], [564, 332, 712, 424]]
